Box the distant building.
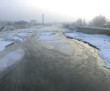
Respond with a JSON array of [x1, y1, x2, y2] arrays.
[[30, 20, 37, 25], [15, 21, 29, 25], [14, 20, 31, 29]]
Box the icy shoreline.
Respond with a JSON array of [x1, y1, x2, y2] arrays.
[[64, 32, 110, 69]]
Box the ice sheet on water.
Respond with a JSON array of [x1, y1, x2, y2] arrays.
[[4, 36, 23, 43], [0, 39, 13, 52], [0, 49, 25, 73], [65, 32, 110, 68], [12, 36, 23, 43], [17, 33, 29, 37], [38, 32, 60, 41]]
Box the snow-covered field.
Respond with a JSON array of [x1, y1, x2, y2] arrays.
[[65, 32, 110, 68]]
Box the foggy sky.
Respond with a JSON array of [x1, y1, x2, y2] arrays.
[[0, 0, 110, 22]]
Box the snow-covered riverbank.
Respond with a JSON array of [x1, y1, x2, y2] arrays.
[[65, 32, 110, 68]]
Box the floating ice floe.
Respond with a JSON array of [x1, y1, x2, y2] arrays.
[[17, 33, 30, 38], [65, 32, 110, 68], [4, 36, 23, 43], [38, 32, 60, 41], [0, 39, 13, 52], [0, 49, 25, 75], [12, 36, 23, 43], [2, 31, 32, 43]]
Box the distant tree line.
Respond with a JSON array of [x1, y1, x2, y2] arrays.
[[73, 18, 86, 26], [89, 15, 108, 27], [70, 15, 110, 28]]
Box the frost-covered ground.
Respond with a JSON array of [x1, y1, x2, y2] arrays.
[[65, 32, 110, 68]]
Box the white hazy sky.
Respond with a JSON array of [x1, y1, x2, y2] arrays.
[[0, 0, 110, 22]]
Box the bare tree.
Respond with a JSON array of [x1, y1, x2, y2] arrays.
[[74, 18, 86, 26], [90, 15, 108, 27]]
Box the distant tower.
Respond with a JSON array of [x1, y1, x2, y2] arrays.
[[42, 14, 44, 25]]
